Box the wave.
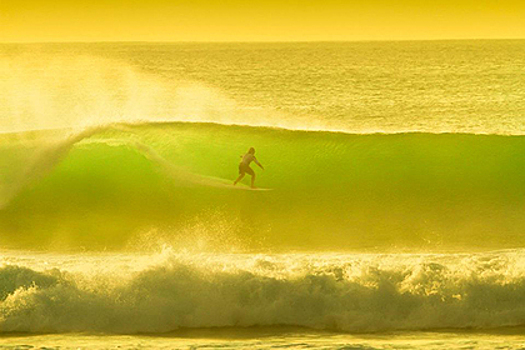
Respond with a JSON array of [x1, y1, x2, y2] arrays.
[[2, 250, 525, 334], [1, 121, 525, 251], [0, 122, 263, 208]]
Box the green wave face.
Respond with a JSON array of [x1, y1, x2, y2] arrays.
[[1, 123, 525, 251]]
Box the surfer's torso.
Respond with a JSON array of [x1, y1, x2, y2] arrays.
[[240, 153, 256, 166]]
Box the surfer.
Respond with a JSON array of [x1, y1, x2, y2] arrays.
[[234, 147, 264, 188]]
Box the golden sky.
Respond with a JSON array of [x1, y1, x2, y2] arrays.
[[1, 0, 524, 42]]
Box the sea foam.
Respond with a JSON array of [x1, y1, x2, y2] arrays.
[[2, 250, 525, 333]]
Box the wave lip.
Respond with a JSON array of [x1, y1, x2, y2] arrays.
[[2, 251, 525, 334]]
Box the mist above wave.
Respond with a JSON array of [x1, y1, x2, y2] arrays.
[[0, 54, 346, 135]]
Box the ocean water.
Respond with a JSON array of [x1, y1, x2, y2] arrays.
[[1, 41, 525, 349]]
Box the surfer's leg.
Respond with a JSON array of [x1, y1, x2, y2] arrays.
[[245, 167, 255, 188], [235, 165, 246, 185], [234, 174, 244, 185]]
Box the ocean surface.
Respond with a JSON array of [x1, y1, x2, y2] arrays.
[[1, 40, 525, 349]]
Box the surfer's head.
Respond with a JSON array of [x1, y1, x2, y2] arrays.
[[248, 147, 255, 154]]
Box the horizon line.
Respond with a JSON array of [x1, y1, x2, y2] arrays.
[[1, 37, 525, 45]]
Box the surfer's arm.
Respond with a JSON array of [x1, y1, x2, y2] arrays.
[[255, 159, 264, 170]]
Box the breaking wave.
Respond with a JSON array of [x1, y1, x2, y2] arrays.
[[2, 250, 525, 334], [1, 122, 525, 251]]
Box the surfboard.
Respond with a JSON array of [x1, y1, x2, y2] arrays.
[[229, 182, 273, 191], [248, 187, 273, 191], [201, 175, 272, 191]]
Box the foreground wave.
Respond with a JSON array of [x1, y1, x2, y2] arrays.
[[1, 249, 525, 334]]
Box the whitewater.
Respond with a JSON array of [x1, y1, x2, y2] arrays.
[[1, 41, 525, 349]]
